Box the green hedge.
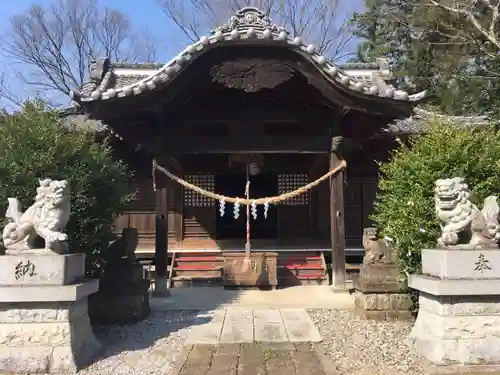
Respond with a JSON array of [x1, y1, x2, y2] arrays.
[[0, 102, 133, 276], [371, 117, 500, 283]]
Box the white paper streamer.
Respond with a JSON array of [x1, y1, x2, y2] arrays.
[[251, 201, 258, 220], [264, 199, 270, 219], [233, 200, 240, 219], [219, 199, 226, 217]]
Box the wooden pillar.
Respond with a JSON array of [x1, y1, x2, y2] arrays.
[[171, 160, 184, 242], [154, 180, 170, 296], [330, 144, 346, 290]]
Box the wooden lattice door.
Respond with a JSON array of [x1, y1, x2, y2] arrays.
[[277, 173, 311, 238]]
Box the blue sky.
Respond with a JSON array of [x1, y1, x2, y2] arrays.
[[0, 0, 179, 107], [0, 0, 364, 108], [0, 0, 173, 36]]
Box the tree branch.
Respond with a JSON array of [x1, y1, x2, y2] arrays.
[[429, 0, 500, 51], [157, 0, 356, 61], [0, 0, 157, 105]]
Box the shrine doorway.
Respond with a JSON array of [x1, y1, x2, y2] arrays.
[[215, 173, 278, 240]]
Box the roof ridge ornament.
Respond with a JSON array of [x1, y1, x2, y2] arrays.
[[212, 7, 287, 34]]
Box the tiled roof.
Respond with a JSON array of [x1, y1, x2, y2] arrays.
[[58, 106, 488, 136], [70, 7, 426, 104], [58, 107, 108, 134], [109, 61, 381, 70], [385, 108, 489, 134]]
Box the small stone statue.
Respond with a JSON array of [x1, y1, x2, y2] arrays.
[[435, 177, 500, 249], [362, 227, 393, 264], [107, 228, 138, 262], [2, 179, 71, 254]]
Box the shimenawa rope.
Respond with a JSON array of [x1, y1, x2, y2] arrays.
[[152, 159, 347, 205]]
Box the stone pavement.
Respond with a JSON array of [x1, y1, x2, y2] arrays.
[[173, 343, 339, 375], [185, 308, 322, 345], [151, 285, 354, 310]]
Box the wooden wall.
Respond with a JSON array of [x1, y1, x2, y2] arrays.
[[180, 154, 316, 242], [113, 177, 180, 251], [113, 139, 394, 252]]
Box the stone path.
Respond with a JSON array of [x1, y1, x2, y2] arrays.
[[151, 285, 354, 310], [172, 343, 339, 375], [185, 308, 322, 345]]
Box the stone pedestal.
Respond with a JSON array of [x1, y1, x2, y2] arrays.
[[89, 258, 150, 325], [0, 251, 101, 373], [409, 248, 500, 367], [354, 262, 412, 321]]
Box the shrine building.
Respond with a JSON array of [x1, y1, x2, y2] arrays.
[[66, 7, 467, 289]]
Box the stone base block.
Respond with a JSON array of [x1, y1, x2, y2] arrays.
[[0, 298, 102, 373], [355, 262, 404, 293], [354, 291, 413, 321], [88, 260, 151, 325], [409, 292, 500, 365], [0, 251, 85, 285], [409, 275, 500, 296], [0, 279, 99, 302], [89, 280, 150, 325], [422, 248, 500, 280]]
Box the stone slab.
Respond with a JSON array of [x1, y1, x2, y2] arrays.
[[0, 279, 99, 302], [422, 248, 500, 280], [410, 323, 500, 365], [409, 275, 500, 296], [0, 252, 85, 286], [409, 293, 500, 365], [419, 293, 500, 316], [414, 308, 500, 340], [220, 308, 254, 343], [253, 308, 288, 342], [0, 298, 102, 373], [201, 343, 333, 375], [185, 310, 226, 345], [279, 308, 322, 342]]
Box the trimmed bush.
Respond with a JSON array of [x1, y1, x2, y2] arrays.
[[371, 117, 500, 284], [0, 102, 133, 276]]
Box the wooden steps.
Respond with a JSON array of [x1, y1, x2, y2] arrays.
[[277, 252, 329, 286], [171, 253, 224, 287], [168, 251, 330, 287]]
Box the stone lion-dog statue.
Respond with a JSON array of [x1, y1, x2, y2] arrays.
[[362, 227, 393, 264], [2, 179, 71, 253], [435, 177, 500, 249]]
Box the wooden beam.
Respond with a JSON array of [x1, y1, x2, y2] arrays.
[[172, 163, 184, 242], [330, 142, 347, 290], [178, 105, 331, 124], [162, 136, 331, 154], [154, 186, 170, 296]]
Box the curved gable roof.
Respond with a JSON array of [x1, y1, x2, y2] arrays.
[[70, 7, 426, 104]]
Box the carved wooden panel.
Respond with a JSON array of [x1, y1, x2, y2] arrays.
[[210, 59, 294, 92], [278, 174, 309, 205], [183, 175, 216, 207]]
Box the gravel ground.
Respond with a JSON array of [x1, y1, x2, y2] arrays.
[[308, 309, 433, 375], [79, 310, 199, 375]]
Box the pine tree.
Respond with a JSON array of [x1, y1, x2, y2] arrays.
[[350, 0, 492, 115]]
